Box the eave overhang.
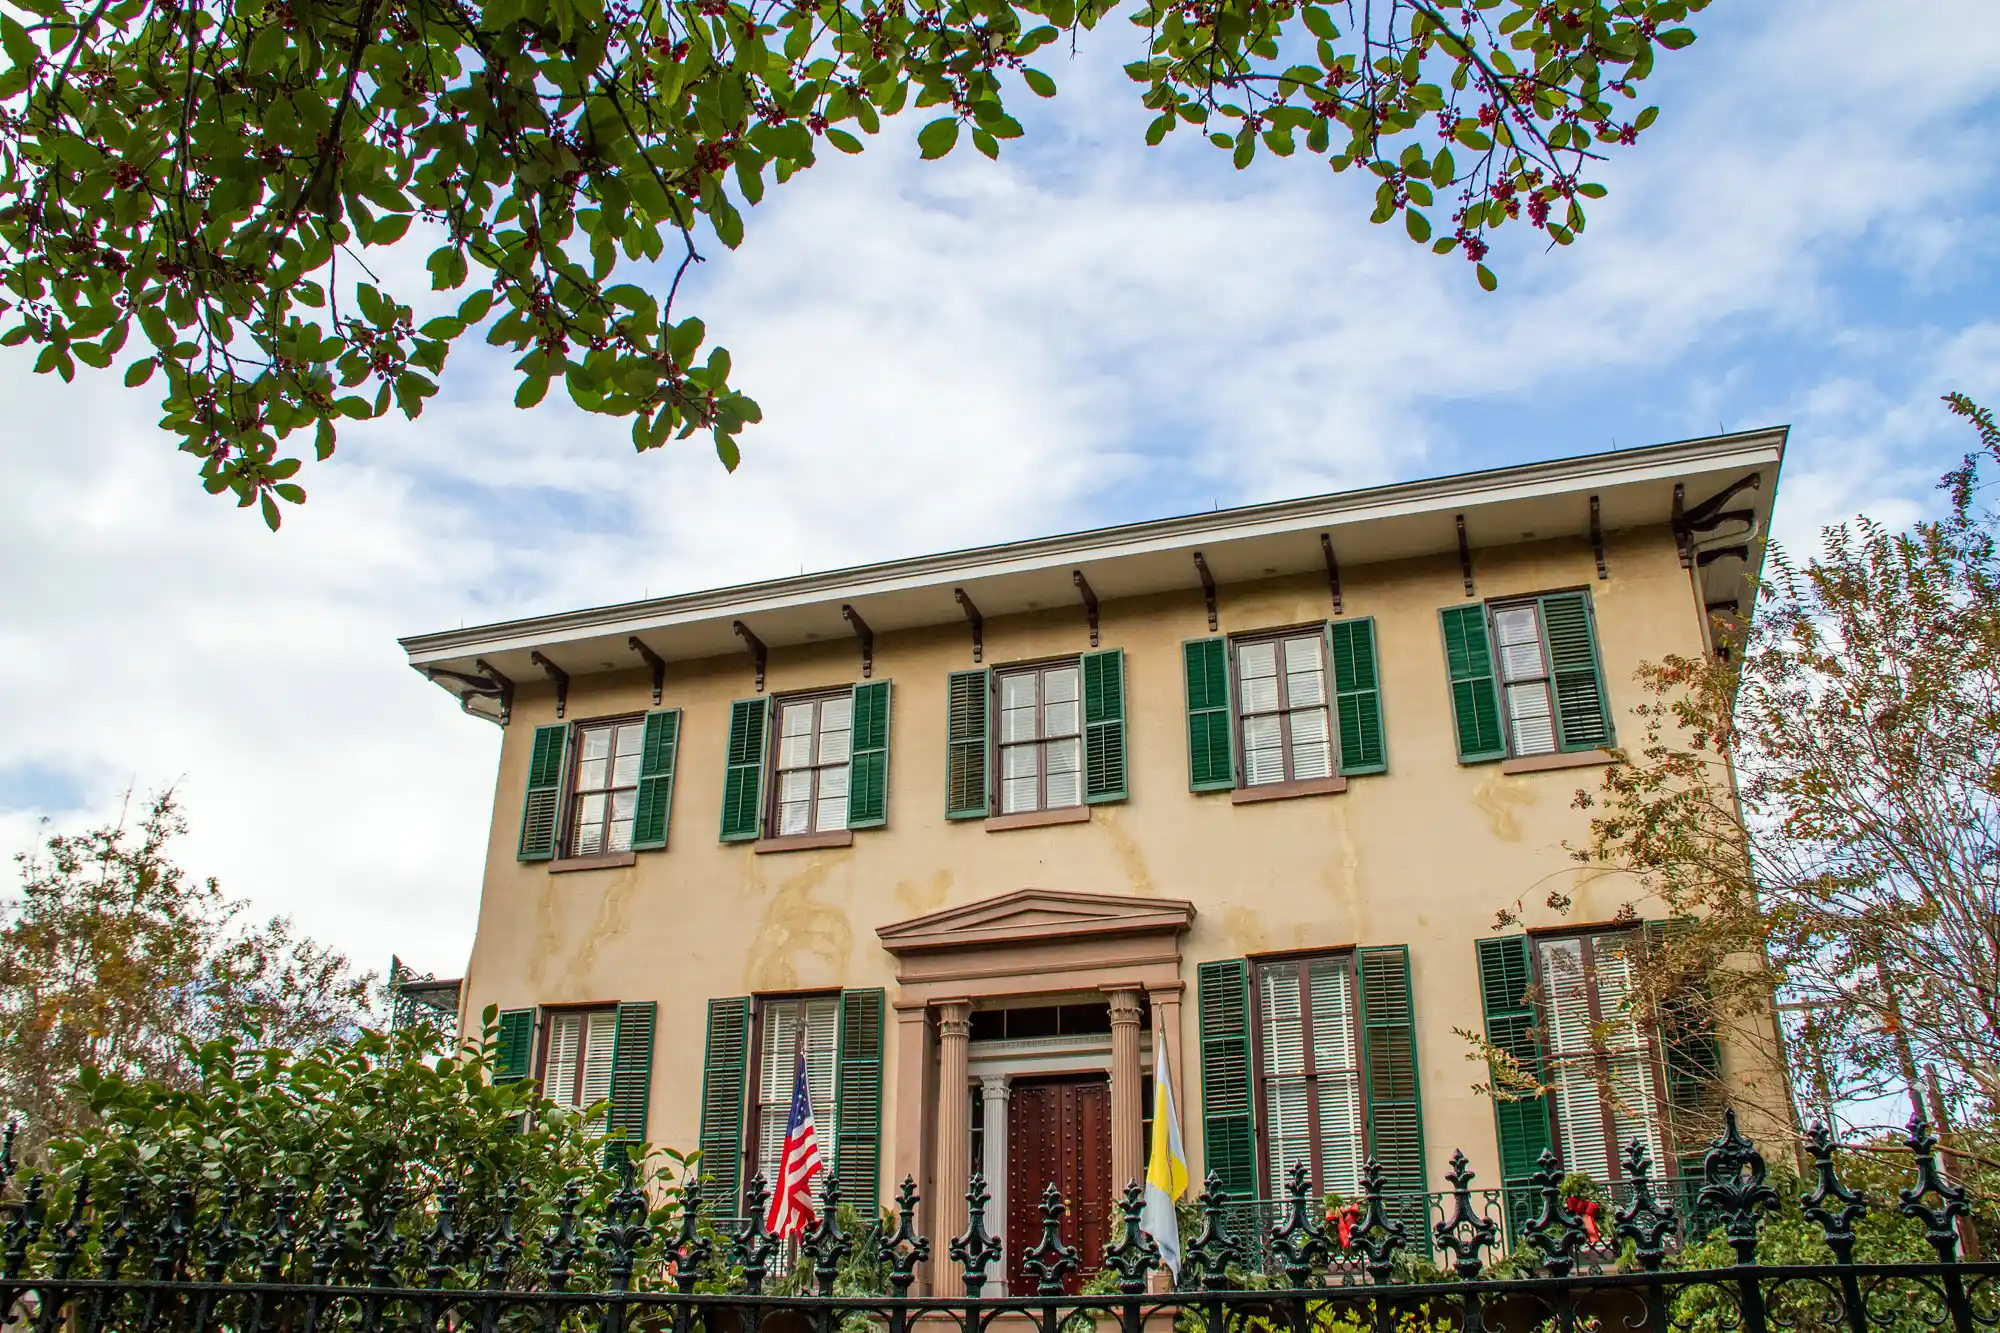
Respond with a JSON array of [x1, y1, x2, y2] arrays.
[[401, 426, 1787, 717]]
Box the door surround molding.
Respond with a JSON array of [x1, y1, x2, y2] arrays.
[[878, 888, 1194, 1293]]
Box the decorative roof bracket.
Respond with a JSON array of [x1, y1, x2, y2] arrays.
[[1590, 494, 1608, 580], [1321, 533, 1342, 616], [733, 620, 767, 693], [530, 651, 570, 719], [843, 604, 875, 679], [1073, 570, 1100, 648], [472, 659, 515, 725], [954, 589, 984, 663], [627, 636, 666, 705], [1456, 514, 1475, 597], [1192, 551, 1217, 632], [425, 665, 510, 726]]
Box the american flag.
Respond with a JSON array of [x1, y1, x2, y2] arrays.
[[763, 1043, 823, 1238]]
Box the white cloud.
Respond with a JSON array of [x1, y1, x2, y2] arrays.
[[3, 0, 1998, 980]]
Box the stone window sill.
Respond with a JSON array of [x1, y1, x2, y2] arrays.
[[549, 851, 637, 874], [1230, 775, 1347, 805], [753, 830, 855, 854], [1501, 748, 1615, 775], [985, 806, 1091, 833]]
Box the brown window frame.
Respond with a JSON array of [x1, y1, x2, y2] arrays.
[[1231, 629, 1336, 788], [1247, 949, 1368, 1200], [534, 1003, 619, 1119], [766, 689, 855, 839], [1527, 926, 1676, 1184], [561, 714, 648, 858], [992, 657, 1085, 816], [744, 991, 841, 1193], [1487, 599, 1560, 760]]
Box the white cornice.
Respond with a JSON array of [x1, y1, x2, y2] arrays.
[[401, 428, 1785, 675]]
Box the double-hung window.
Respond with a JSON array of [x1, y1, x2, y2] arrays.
[[1236, 633, 1335, 787], [1439, 590, 1611, 765], [751, 995, 839, 1187], [542, 1008, 618, 1131], [571, 718, 646, 855], [1536, 931, 1666, 1182], [775, 694, 853, 836], [1183, 622, 1384, 794], [997, 662, 1084, 814], [1253, 953, 1366, 1199]]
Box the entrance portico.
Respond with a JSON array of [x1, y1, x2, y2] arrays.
[[876, 889, 1196, 1295]]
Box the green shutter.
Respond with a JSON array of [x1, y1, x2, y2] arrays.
[[494, 1008, 535, 1084], [1081, 647, 1128, 803], [834, 988, 885, 1209], [1540, 591, 1613, 751], [848, 681, 892, 829], [1439, 606, 1506, 764], [1183, 638, 1235, 792], [607, 1001, 657, 1148], [719, 699, 768, 843], [1330, 618, 1387, 776], [1358, 946, 1426, 1232], [698, 996, 752, 1220], [631, 710, 681, 851], [517, 724, 568, 860], [1196, 959, 1257, 1201], [1476, 935, 1553, 1230], [945, 669, 991, 819]]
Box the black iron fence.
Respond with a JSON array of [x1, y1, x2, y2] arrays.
[[1, 1110, 1994, 1333]]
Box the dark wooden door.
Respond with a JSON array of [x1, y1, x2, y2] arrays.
[[1005, 1076, 1112, 1296]]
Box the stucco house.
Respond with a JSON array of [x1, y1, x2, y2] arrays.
[[400, 429, 1784, 1289]]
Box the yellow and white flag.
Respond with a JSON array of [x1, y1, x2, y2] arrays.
[[1142, 1045, 1190, 1275]]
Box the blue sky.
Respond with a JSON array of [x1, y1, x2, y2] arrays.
[[1, 0, 1997, 982]]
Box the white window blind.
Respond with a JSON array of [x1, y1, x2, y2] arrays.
[[1237, 635, 1333, 787], [1493, 605, 1557, 757], [754, 995, 839, 1187], [1256, 956, 1364, 1199], [572, 720, 646, 855], [776, 696, 852, 835], [998, 663, 1083, 814], [545, 1009, 618, 1133], [1537, 934, 1665, 1182]]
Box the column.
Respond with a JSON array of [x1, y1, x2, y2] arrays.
[[891, 1003, 936, 1293], [979, 1074, 1010, 1282], [932, 999, 973, 1298], [1149, 986, 1186, 1125], [1107, 987, 1146, 1195]]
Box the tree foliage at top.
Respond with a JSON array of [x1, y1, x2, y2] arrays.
[[0, 788, 373, 1159], [0, 0, 1709, 525], [1569, 395, 2000, 1141]]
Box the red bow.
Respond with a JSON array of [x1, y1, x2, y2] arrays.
[[1324, 1202, 1363, 1249], [1563, 1196, 1602, 1244]]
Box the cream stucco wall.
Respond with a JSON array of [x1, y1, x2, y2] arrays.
[[454, 521, 1728, 1208]]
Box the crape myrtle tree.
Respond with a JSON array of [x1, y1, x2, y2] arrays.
[[1, 0, 1708, 526], [1550, 395, 2000, 1173], [0, 788, 374, 1160]]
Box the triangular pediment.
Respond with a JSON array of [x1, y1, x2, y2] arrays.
[[877, 888, 1194, 953]]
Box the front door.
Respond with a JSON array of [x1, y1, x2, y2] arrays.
[[1006, 1075, 1112, 1296]]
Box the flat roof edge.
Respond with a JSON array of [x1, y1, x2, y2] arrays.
[[401, 427, 1787, 663]]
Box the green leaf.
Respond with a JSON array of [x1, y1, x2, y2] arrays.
[[972, 128, 998, 160], [1405, 209, 1430, 242], [516, 374, 551, 408], [124, 357, 156, 387], [1023, 68, 1056, 97], [1658, 27, 1696, 49], [824, 128, 864, 153], [1476, 263, 1497, 292], [917, 117, 959, 159], [371, 214, 413, 246], [1, 14, 37, 72], [1578, 182, 1608, 198]]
